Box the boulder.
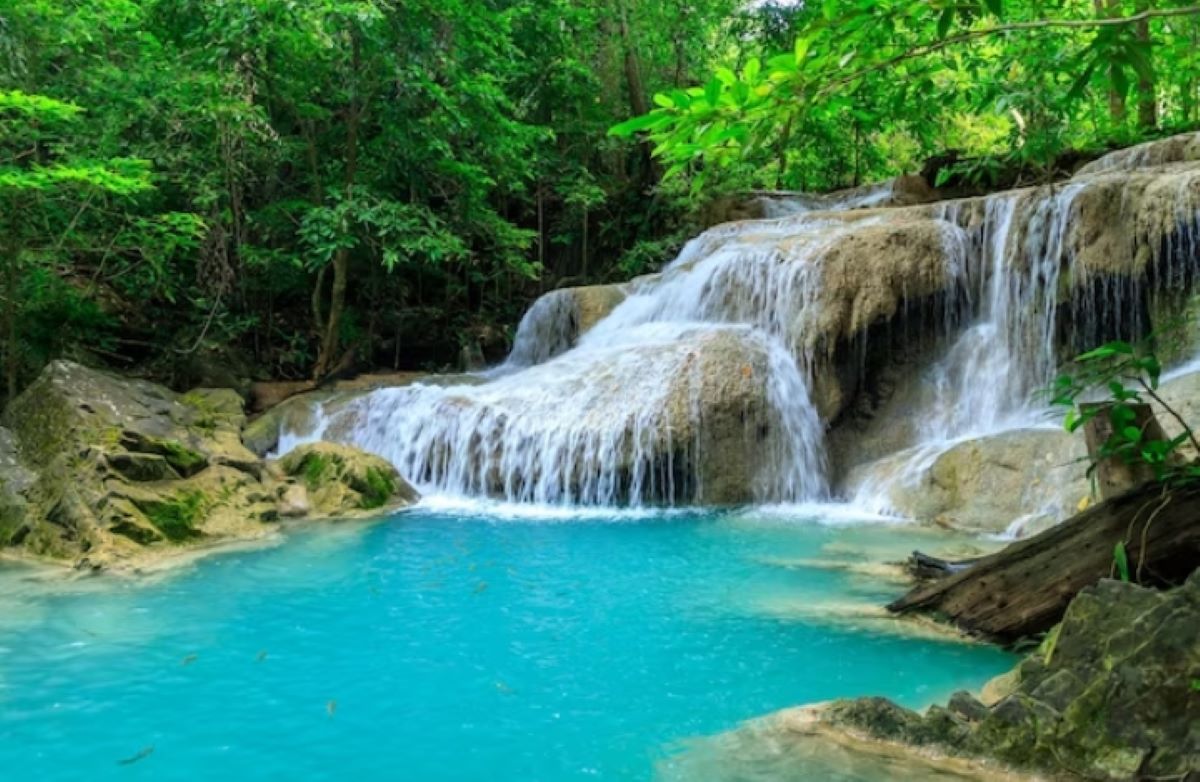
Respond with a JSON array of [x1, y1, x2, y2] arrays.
[[846, 428, 1090, 535], [0, 361, 415, 571], [0, 427, 35, 543], [819, 572, 1200, 780], [275, 442, 418, 516], [507, 284, 629, 367]]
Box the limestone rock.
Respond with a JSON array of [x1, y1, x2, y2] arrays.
[[277, 484, 312, 518], [845, 428, 1090, 534], [507, 284, 629, 367], [0, 427, 35, 543], [820, 573, 1200, 780], [1076, 132, 1200, 176], [276, 442, 418, 516], [243, 391, 331, 456], [0, 361, 410, 572]]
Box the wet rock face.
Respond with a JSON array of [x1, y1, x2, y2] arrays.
[[823, 573, 1200, 780], [0, 361, 417, 571], [507, 284, 629, 368]]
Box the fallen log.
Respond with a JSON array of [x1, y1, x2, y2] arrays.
[[887, 482, 1200, 643]]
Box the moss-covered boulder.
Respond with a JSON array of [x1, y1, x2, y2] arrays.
[[276, 442, 418, 516], [815, 572, 1200, 780], [0, 361, 413, 572]]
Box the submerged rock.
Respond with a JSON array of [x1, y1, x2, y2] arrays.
[[0, 361, 417, 571], [816, 573, 1200, 780]]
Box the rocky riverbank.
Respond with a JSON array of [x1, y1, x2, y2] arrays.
[[0, 361, 418, 574], [808, 572, 1200, 780]]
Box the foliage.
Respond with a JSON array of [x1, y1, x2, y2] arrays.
[[0, 0, 775, 393], [612, 1, 1200, 192], [1052, 335, 1200, 488]]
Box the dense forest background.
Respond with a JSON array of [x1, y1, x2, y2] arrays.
[[1, 0, 1198, 402]]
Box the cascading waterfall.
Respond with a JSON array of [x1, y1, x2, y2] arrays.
[[289, 322, 823, 506], [277, 141, 1200, 513], [924, 183, 1087, 439], [851, 184, 1088, 511]]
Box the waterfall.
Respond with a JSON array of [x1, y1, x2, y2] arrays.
[[851, 184, 1090, 511], [289, 323, 824, 506], [925, 184, 1086, 439], [506, 289, 578, 368], [276, 146, 1200, 513]]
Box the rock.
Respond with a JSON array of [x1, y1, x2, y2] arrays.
[[277, 484, 312, 518], [0, 361, 410, 571], [1076, 132, 1200, 176], [818, 573, 1200, 780], [0, 427, 35, 544], [242, 391, 332, 456], [845, 428, 1090, 534], [507, 284, 629, 367], [275, 442, 418, 516]]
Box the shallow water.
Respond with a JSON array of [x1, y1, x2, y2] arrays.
[[0, 506, 1013, 781]]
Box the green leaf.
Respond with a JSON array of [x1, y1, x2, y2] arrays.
[[653, 93, 674, 109], [608, 113, 664, 137], [937, 7, 955, 39], [1113, 542, 1131, 583], [704, 78, 722, 107]]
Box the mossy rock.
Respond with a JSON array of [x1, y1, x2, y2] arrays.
[[821, 573, 1200, 780], [276, 442, 417, 516], [130, 490, 208, 542]]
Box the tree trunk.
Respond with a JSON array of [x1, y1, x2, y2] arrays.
[[1095, 0, 1127, 124], [313, 33, 361, 380], [581, 207, 589, 281], [888, 483, 1200, 643], [1081, 402, 1168, 500], [616, 0, 649, 118], [1135, 0, 1158, 130]]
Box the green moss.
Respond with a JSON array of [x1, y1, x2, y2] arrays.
[[140, 490, 207, 542], [157, 440, 208, 476], [299, 453, 332, 489], [357, 466, 395, 510]]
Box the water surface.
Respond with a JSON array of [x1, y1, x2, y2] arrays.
[[0, 506, 1012, 781]]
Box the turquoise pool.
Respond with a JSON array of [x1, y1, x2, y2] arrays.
[[0, 504, 1013, 781]]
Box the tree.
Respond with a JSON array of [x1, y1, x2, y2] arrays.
[[0, 90, 159, 399]]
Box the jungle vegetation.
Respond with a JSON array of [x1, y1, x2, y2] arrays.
[[1, 0, 1198, 400]]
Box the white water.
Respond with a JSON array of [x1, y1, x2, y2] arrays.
[[852, 185, 1086, 512], [278, 157, 1200, 513]]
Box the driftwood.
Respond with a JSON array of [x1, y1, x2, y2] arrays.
[[888, 483, 1200, 643]]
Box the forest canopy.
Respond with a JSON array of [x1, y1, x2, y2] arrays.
[[1, 0, 1197, 400]]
